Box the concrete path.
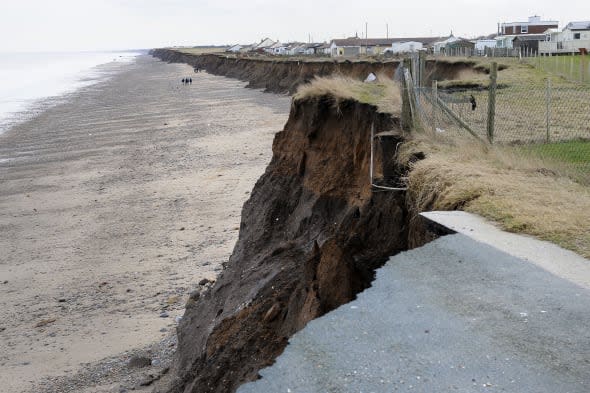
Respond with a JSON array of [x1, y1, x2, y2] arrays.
[[238, 213, 590, 393]]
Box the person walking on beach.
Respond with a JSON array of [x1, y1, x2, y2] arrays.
[[182, 78, 185, 85], [189, 77, 192, 85]]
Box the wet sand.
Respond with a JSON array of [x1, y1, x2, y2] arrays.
[[0, 55, 290, 392]]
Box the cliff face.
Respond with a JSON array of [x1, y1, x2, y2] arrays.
[[167, 97, 409, 393], [150, 49, 486, 95], [150, 50, 399, 94]]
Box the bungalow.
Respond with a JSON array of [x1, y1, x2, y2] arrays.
[[330, 36, 447, 57], [226, 44, 243, 53], [269, 41, 288, 55], [446, 39, 475, 54], [253, 37, 277, 53], [391, 41, 424, 54], [539, 21, 590, 54], [330, 37, 398, 57], [330, 38, 362, 57], [433, 36, 460, 54], [474, 39, 497, 52], [496, 35, 517, 49]]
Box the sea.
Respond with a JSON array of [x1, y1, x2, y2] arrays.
[[0, 50, 142, 134]]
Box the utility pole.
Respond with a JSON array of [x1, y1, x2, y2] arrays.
[[365, 22, 368, 55], [386, 23, 389, 39]]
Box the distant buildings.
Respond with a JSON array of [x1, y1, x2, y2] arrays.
[[539, 21, 590, 54], [224, 16, 590, 58]]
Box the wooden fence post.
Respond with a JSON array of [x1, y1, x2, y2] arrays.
[[486, 62, 498, 143], [432, 80, 438, 133], [401, 59, 413, 132], [419, 51, 426, 88]]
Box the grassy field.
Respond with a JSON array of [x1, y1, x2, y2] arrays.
[[416, 57, 590, 185], [532, 54, 590, 83]]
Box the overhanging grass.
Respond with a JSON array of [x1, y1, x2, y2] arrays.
[[294, 75, 402, 114]]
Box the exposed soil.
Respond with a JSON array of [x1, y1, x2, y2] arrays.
[[150, 50, 489, 95], [162, 95, 413, 393], [151, 50, 401, 94]]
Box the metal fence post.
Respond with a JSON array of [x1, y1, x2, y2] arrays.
[[546, 78, 551, 143], [486, 62, 498, 143]]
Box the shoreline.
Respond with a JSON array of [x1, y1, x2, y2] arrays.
[[0, 51, 140, 135], [0, 55, 290, 392]]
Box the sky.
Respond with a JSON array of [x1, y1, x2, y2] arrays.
[[0, 0, 589, 52]]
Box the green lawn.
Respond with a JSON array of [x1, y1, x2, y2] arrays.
[[533, 55, 590, 84], [523, 140, 590, 184]]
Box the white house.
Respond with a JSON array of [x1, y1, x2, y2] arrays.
[[391, 41, 424, 53], [269, 41, 288, 55], [433, 36, 460, 54], [226, 44, 243, 53], [496, 35, 517, 49], [330, 38, 362, 57], [474, 39, 497, 52], [253, 38, 277, 52], [539, 21, 590, 54]]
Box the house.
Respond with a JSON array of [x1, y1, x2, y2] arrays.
[[512, 34, 545, 54], [317, 42, 331, 55], [496, 35, 517, 49], [330, 38, 362, 57], [239, 44, 256, 53], [539, 21, 590, 54], [269, 41, 288, 55], [303, 43, 324, 55], [474, 39, 497, 52], [226, 44, 243, 53], [446, 39, 475, 52], [253, 38, 277, 53], [330, 37, 399, 57], [498, 15, 558, 36], [391, 41, 424, 54], [433, 36, 460, 54]]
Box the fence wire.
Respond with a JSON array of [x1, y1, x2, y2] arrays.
[[409, 72, 590, 185]]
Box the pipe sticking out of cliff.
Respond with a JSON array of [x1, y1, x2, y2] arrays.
[[370, 123, 407, 191]]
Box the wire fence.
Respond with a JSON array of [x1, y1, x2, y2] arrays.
[[402, 57, 590, 184], [531, 55, 590, 84]]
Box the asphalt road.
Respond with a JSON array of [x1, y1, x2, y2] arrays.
[[238, 232, 590, 393]]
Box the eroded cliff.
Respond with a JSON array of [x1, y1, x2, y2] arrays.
[[165, 96, 412, 393]]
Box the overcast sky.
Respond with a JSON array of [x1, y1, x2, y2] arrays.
[[0, 0, 588, 52]]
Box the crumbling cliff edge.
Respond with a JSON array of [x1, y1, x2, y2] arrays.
[[150, 49, 486, 94], [149, 51, 450, 393]]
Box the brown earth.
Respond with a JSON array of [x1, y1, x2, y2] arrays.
[[163, 96, 418, 393], [150, 50, 487, 95]]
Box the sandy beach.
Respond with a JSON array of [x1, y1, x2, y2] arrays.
[[0, 55, 290, 392]]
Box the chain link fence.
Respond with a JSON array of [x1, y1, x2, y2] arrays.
[[402, 56, 590, 184]]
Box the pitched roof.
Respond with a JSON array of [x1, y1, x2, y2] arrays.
[[255, 38, 277, 49], [565, 21, 590, 30]]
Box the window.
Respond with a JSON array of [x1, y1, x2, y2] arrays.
[[574, 33, 581, 39], [520, 25, 528, 33]]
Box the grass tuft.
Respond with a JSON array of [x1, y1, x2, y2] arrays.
[[294, 75, 402, 114]]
